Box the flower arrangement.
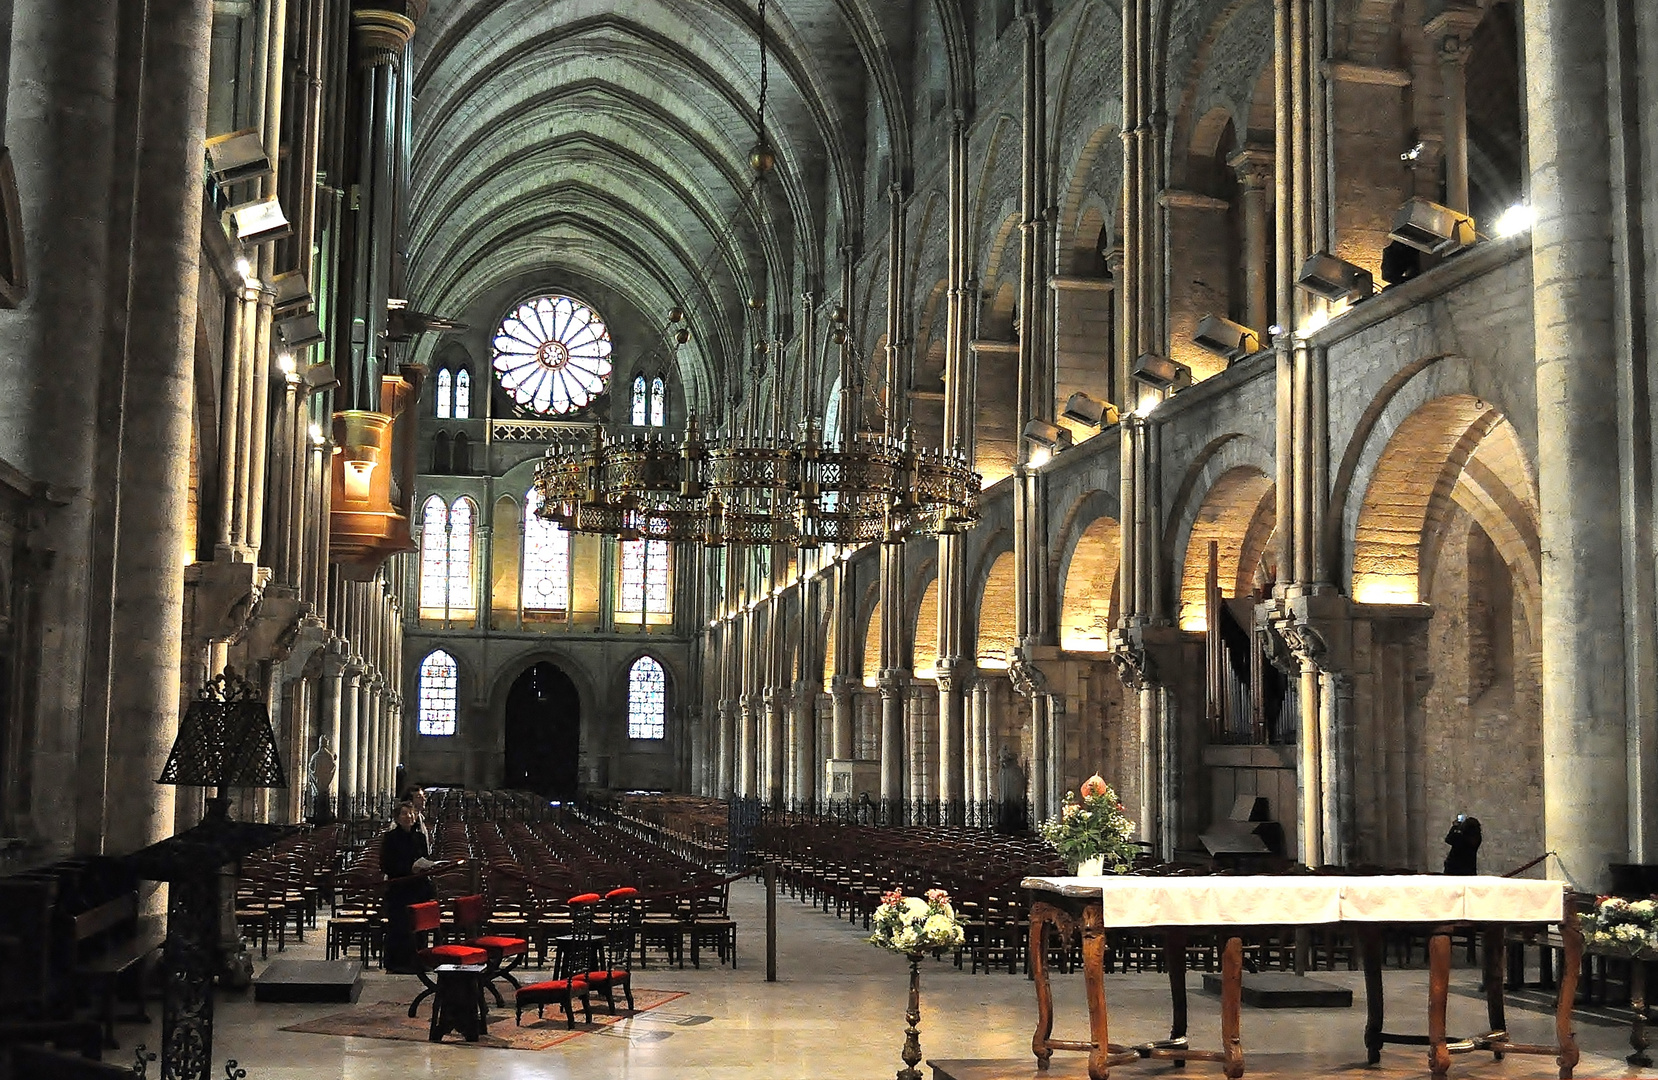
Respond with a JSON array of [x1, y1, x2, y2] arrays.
[[1038, 773, 1139, 874], [869, 888, 966, 955], [1581, 895, 1658, 954]]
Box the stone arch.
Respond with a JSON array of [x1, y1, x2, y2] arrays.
[[1349, 396, 1539, 627], [912, 577, 941, 679], [856, 577, 882, 686], [1059, 515, 1122, 653], [485, 645, 600, 741], [971, 547, 1018, 672], [1054, 119, 1125, 274], [1175, 467, 1275, 631], [1162, 432, 1277, 618]]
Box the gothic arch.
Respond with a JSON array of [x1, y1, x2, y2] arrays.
[[1162, 432, 1277, 616], [1174, 466, 1275, 631]]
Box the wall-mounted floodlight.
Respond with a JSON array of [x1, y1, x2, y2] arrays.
[[1062, 392, 1121, 429], [270, 270, 312, 314], [1295, 253, 1375, 304], [1192, 314, 1262, 362], [275, 310, 323, 348], [205, 129, 273, 185], [1388, 197, 1475, 256], [1132, 353, 1192, 392], [225, 196, 290, 245], [302, 362, 338, 394], [1022, 419, 1073, 453]]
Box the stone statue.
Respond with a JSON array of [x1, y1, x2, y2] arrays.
[[309, 736, 337, 824]]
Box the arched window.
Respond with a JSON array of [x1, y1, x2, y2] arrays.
[[454, 369, 472, 419], [447, 498, 475, 614], [418, 650, 459, 736], [491, 294, 613, 415], [618, 539, 671, 617], [419, 495, 476, 620], [627, 655, 667, 739], [649, 376, 666, 427], [631, 374, 648, 426], [431, 431, 451, 475], [452, 432, 471, 475], [522, 487, 571, 614], [435, 368, 453, 419]]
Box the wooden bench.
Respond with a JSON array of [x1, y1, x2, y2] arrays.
[[70, 893, 163, 1049]]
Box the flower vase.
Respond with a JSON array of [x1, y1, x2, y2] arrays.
[[1072, 854, 1106, 877], [896, 952, 925, 1080]]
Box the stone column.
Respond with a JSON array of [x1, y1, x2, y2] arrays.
[[318, 644, 345, 819], [936, 660, 967, 817], [338, 662, 364, 818], [738, 693, 757, 798], [1228, 148, 1275, 336], [830, 675, 855, 760], [878, 670, 907, 804], [101, 0, 216, 853], [1426, 6, 1482, 216], [716, 698, 735, 797], [1524, 0, 1629, 888], [363, 677, 382, 807], [765, 685, 786, 807], [791, 679, 816, 808]]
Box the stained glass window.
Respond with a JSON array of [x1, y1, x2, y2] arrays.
[[523, 487, 570, 613], [420, 495, 449, 612], [619, 539, 671, 615], [447, 498, 475, 613], [491, 295, 612, 415], [631, 375, 648, 426], [650, 377, 666, 427], [418, 650, 459, 736], [454, 369, 471, 419], [627, 655, 667, 739], [435, 369, 452, 419], [419, 495, 476, 619]]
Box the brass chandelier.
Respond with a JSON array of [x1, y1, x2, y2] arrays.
[[528, 0, 979, 550]]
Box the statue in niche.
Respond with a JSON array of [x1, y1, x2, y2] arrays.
[[995, 747, 1027, 835], [308, 736, 337, 824]]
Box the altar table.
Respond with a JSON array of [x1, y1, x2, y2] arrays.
[[1020, 875, 1579, 1080]]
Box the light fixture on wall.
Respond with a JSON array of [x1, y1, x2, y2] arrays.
[[270, 270, 313, 313], [1131, 352, 1192, 392], [1295, 254, 1376, 304], [1022, 419, 1073, 453], [205, 129, 274, 185], [275, 310, 324, 348], [1191, 314, 1262, 362], [225, 195, 291, 246], [1388, 197, 1475, 256], [1061, 392, 1120, 429]]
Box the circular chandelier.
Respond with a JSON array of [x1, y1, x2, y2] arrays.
[[530, 416, 979, 550]]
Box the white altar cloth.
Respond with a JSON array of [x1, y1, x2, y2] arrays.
[[1019, 874, 1563, 928]]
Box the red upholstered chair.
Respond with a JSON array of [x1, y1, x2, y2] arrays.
[[567, 892, 603, 939], [406, 900, 489, 1018], [454, 893, 530, 1005], [515, 936, 593, 1028], [603, 886, 643, 966], [582, 928, 635, 1014]]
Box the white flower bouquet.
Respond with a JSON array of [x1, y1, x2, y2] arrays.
[[1582, 895, 1658, 954], [1037, 773, 1140, 874], [869, 888, 967, 956]]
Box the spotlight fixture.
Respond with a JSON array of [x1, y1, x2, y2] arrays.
[[275, 310, 324, 348], [225, 195, 290, 245], [1132, 353, 1192, 392], [1388, 197, 1475, 256], [1191, 314, 1262, 362], [302, 361, 338, 394], [204, 129, 273, 185], [1295, 253, 1375, 304], [1022, 418, 1074, 453], [1061, 392, 1121, 429], [269, 270, 312, 314]]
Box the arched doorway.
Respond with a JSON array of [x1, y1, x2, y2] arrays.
[[503, 662, 581, 800]]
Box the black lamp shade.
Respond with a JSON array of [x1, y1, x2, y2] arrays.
[[158, 669, 287, 790]]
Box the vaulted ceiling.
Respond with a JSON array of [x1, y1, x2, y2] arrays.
[[406, 0, 920, 418]]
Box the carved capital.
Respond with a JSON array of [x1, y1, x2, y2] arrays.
[[876, 667, 909, 699], [352, 0, 426, 66], [1106, 629, 1152, 690], [829, 674, 859, 700], [1227, 147, 1275, 191], [1425, 6, 1483, 66], [1008, 650, 1049, 699]]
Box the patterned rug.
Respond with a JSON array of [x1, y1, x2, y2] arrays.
[[280, 987, 689, 1051]]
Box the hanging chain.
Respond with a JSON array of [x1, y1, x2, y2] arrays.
[[756, 0, 769, 150]]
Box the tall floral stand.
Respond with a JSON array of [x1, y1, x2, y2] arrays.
[[897, 952, 925, 1080]]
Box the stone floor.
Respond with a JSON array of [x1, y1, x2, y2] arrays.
[[112, 881, 1649, 1079]]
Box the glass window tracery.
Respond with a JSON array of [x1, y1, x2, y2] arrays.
[[447, 498, 475, 613], [627, 655, 667, 740], [419, 495, 476, 619], [420, 495, 449, 611], [650, 377, 666, 427], [523, 487, 571, 613], [418, 650, 459, 736], [491, 295, 612, 416], [435, 369, 452, 419], [631, 374, 648, 426], [454, 369, 471, 419], [619, 539, 671, 616]]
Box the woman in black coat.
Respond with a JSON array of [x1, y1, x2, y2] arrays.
[[380, 801, 437, 971]]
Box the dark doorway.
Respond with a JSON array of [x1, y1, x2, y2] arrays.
[[503, 662, 581, 800]]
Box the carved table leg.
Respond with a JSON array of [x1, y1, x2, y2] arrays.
[[1083, 904, 1111, 1080], [1428, 930, 1452, 1080], [1220, 935, 1244, 1079], [1557, 910, 1581, 1079], [1630, 959, 1652, 1067], [1484, 927, 1508, 1058], [1167, 930, 1189, 1042], [1030, 903, 1057, 1070], [1362, 927, 1385, 1065]]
